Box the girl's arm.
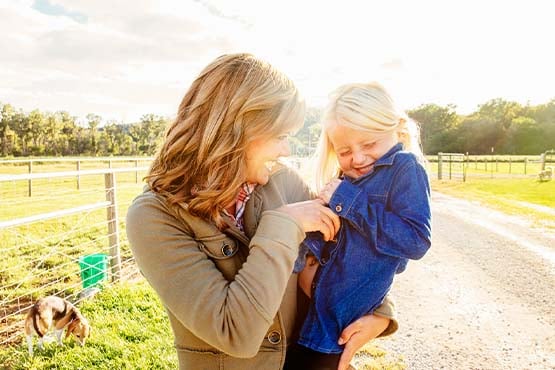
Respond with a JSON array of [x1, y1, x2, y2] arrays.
[[328, 159, 431, 260]]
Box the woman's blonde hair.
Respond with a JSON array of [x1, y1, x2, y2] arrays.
[[147, 53, 305, 227], [315, 82, 424, 189]]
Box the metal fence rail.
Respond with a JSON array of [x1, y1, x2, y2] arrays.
[[0, 166, 148, 346], [432, 153, 553, 181], [0, 157, 153, 196]]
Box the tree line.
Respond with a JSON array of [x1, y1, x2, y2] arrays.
[[0, 104, 166, 157], [1, 98, 554, 158], [410, 98, 555, 155]]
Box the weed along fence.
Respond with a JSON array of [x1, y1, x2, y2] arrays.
[[430, 152, 553, 181], [0, 163, 150, 346]]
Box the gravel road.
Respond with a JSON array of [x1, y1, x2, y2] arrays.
[[357, 191, 555, 370]]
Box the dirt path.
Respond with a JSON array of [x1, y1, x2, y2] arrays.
[[360, 192, 555, 370]]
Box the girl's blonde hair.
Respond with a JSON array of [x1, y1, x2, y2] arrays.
[[147, 53, 305, 228], [315, 82, 424, 189]]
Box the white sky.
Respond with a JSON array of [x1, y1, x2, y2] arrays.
[[1, 0, 554, 124]]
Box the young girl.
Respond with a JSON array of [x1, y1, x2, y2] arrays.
[[287, 82, 432, 370]]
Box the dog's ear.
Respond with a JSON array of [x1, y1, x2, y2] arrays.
[[65, 319, 78, 338]]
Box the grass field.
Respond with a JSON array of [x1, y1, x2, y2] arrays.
[[1, 171, 147, 302], [431, 177, 555, 228], [1, 157, 553, 369], [0, 281, 405, 370], [0, 281, 177, 370]]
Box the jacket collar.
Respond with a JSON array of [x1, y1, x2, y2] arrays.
[[242, 190, 262, 239], [374, 142, 404, 167]]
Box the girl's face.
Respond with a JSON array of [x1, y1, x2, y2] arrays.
[[327, 121, 398, 179], [244, 133, 291, 185]]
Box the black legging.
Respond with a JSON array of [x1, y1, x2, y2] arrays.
[[283, 285, 342, 370], [283, 343, 341, 370]]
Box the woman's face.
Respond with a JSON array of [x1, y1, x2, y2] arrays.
[[327, 121, 398, 179], [245, 133, 291, 185]]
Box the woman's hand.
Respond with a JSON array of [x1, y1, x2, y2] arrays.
[[318, 179, 342, 204], [277, 199, 340, 241], [337, 314, 391, 370]]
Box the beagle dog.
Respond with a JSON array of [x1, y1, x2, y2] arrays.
[[24, 296, 91, 356]]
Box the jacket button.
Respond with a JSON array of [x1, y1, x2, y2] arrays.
[[221, 242, 234, 256], [335, 204, 343, 213], [267, 330, 281, 344]]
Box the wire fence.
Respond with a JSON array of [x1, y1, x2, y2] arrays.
[[0, 162, 150, 346], [1, 152, 552, 346], [428, 152, 554, 181]]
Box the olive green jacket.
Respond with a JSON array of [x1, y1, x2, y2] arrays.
[[126, 165, 397, 370]]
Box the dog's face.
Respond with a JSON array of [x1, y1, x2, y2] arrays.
[[66, 317, 91, 346]]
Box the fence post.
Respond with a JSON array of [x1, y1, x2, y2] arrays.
[[438, 153, 443, 180], [76, 160, 81, 190], [540, 153, 546, 171], [524, 158, 527, 174], [28, 161, 33, 197], [135, 160, 139, 184], [104, 172, 121, 282], [449, 154, 452, 179], [509, 157, 512, 174], [463, 153, 468, 182]]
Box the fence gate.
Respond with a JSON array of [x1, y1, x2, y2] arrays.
[[437, 152, 466, 181]]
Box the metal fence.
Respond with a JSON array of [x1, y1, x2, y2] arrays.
[[0, 164, 149, 346], [431, 152, 553, 181]]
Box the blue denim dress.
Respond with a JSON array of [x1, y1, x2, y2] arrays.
[[295, 143, 432, 353]]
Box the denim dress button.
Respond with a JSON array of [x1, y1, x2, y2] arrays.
[[335, 204, 343, 212], [267, 330, 281, 344]]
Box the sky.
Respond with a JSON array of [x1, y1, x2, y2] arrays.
[[1, 0, 554, 124]]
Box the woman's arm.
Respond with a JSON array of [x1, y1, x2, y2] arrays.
[[127, 190, 339, 358], [126, 193, 305, 358]]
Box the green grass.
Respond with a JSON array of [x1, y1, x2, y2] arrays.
[[0, 175, 146, 302], [1, 158, 406, 369], [432, 177, 555, 228], [0, 280, 402, 370], [0, 281, 177, 370], [353, 344, 406, 370]]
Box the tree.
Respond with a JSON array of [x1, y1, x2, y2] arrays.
[[294, 106, 323, 156], [408, 104, 459, 154], [86, 113, 102, 155], [505, 116, 541, 154], [134, 114, 167, 155], [0, 103, 15, 156]]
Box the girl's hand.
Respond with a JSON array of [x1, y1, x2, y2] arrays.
[[298, 255, 319, 298], [318, 179, 342, 205], [337, 314, 391, 370], [277, 199, 340, 241]]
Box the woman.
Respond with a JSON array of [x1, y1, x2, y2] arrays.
[[126, 53, 396, 370]]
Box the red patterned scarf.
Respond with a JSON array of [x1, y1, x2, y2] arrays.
[[223, 182, 257, 232]]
